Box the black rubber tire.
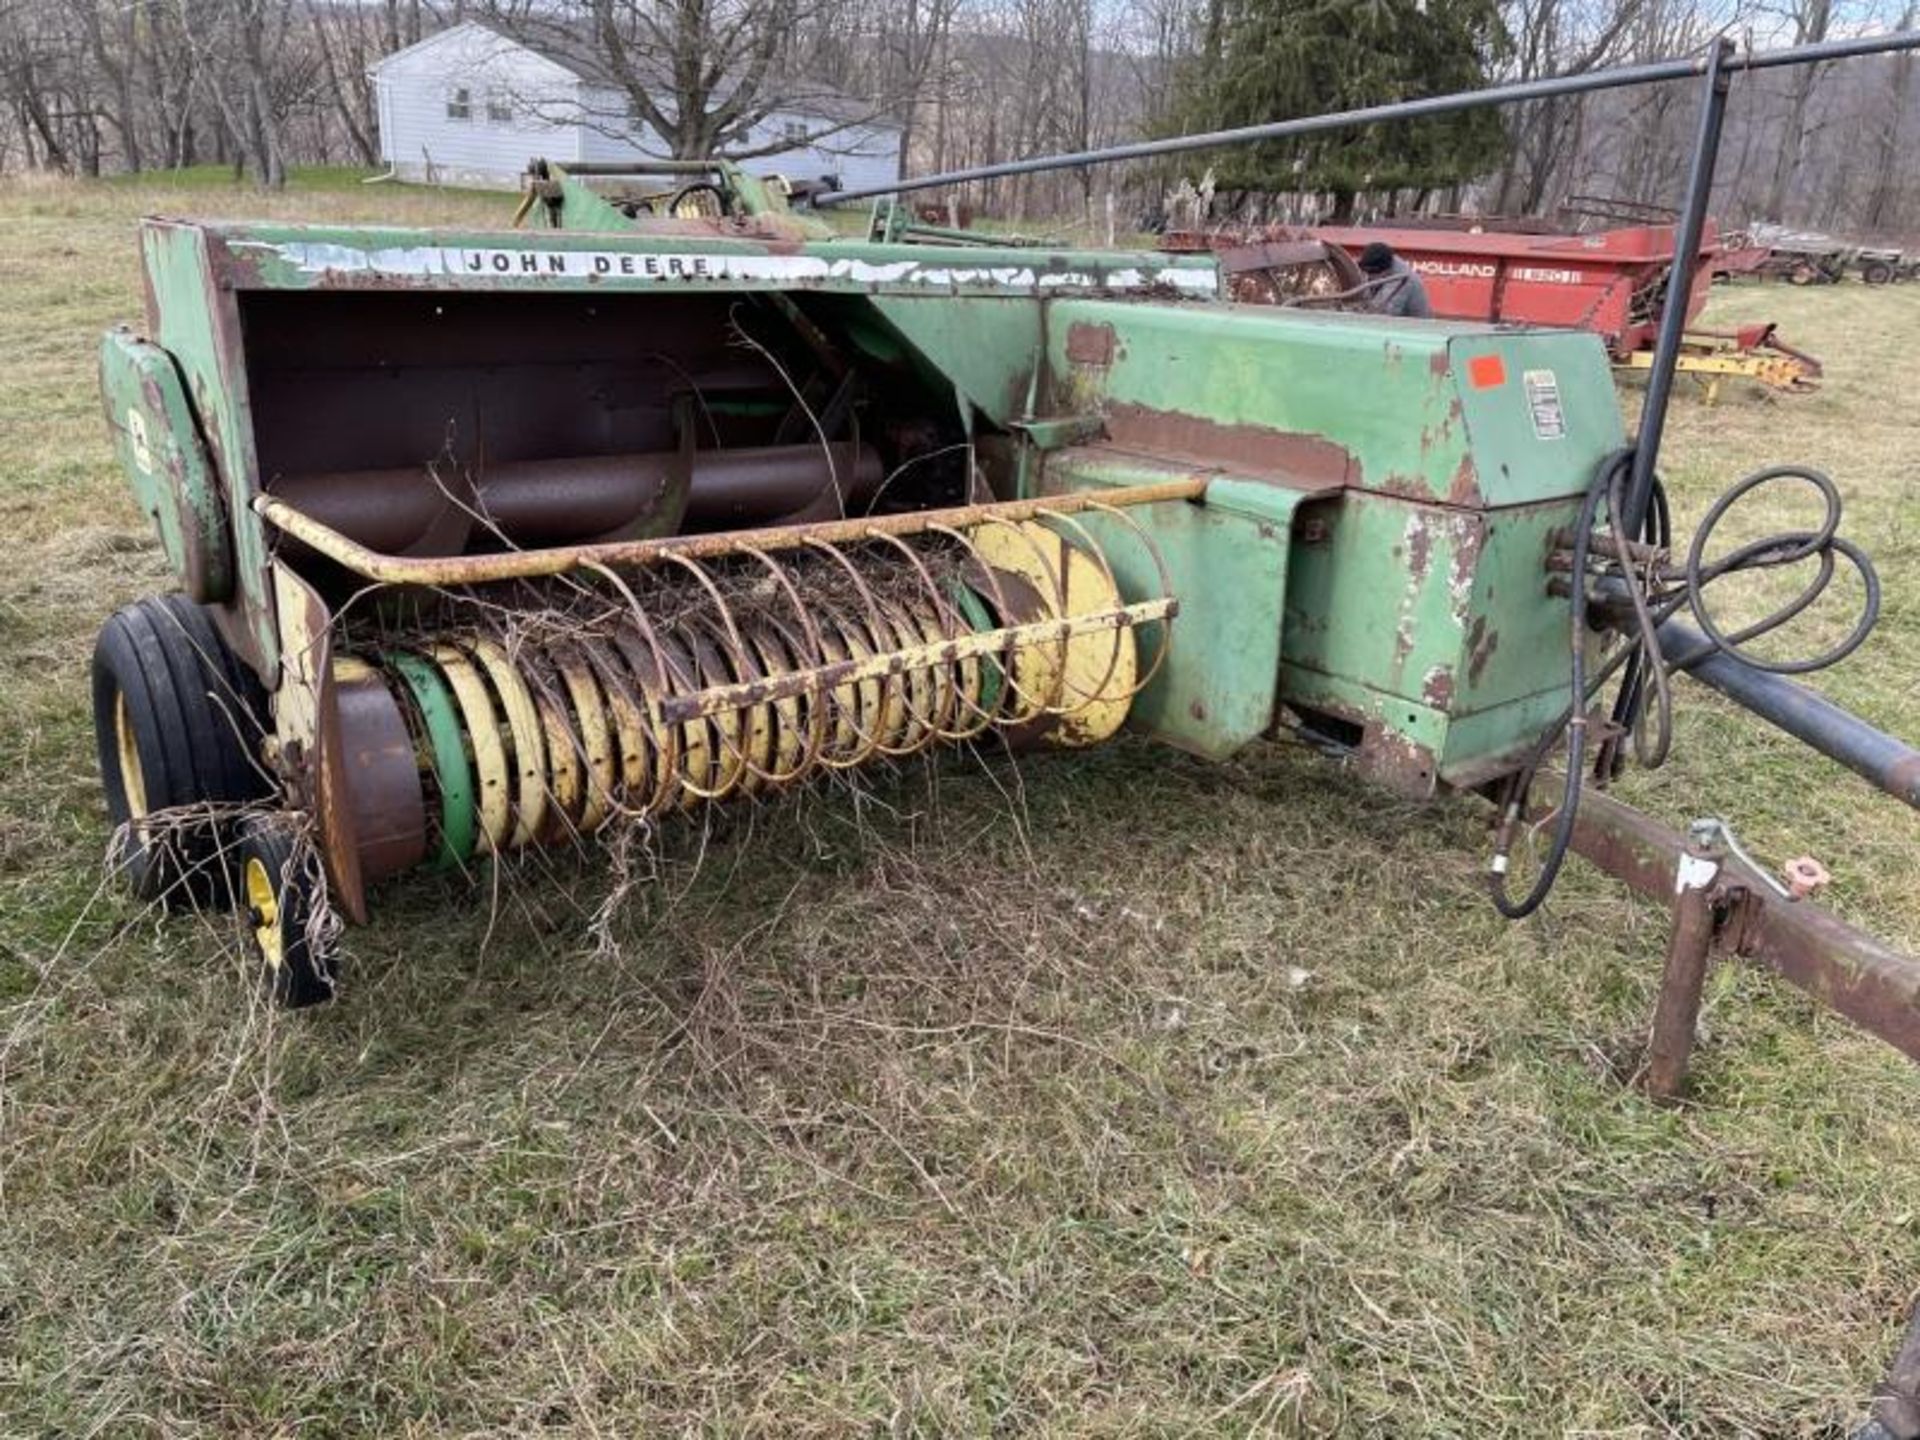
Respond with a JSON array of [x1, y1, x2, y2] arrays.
[[92, 595, 269, 909], [233, 813, 337, 1008], [1862, 261, 1894, 286]]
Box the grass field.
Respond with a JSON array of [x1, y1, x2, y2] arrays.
[[1, 169, 1917, 1437]]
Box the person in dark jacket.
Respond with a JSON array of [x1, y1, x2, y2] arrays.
[[1358, 241, 1433, 319]]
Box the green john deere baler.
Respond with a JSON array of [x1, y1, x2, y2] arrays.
[[94, 200, 1617, 1001]]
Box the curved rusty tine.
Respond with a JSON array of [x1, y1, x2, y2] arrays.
[[516, 645, 592, 848], [742, 617, 815, 786], [550, 640, 620, 835], [495, 606, 614, 833], [806, 537, 921, 757], [600, 559, 708, 805], [906, 531, 995, 739], [800, 539, 897, 768], [902, 582, 965, 743], [688, 610, 786, 792], [460, 631, 551, 849], [792, 597, 875, 770], [1026, 508, 1131, 712], [922, 522, 1019, 734], [856, 530, 978, 743], [825, 589, 915, 760], [949, 519, 1069, 723], [655, 550, 768, 791], [731, 543, 831, 780], [535, 638, 617, 842], [848, 590, 931, 757], [1052, 498, 1178, 700], [579, 635, 656, 820], [677, 623, 752, 801], [868, 593, 943, 755], [846, 574, 937, 756], [581, 559, 682, 814], [650, 630, 727, 805], [608, 630, 683, 816], [990, 515, 1080, 716], [971, 515, 1072, 717], [1044, 503, 1175, 706]]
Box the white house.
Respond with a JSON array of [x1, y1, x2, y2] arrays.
[[369, 22, 903, 193]]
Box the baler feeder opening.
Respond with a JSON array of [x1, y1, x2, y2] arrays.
[[237, 286, 977, 580]]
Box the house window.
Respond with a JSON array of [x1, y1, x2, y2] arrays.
[[486, 89, 513, 124], [446, 86, 472, 121], [781, 120, 808, 145]]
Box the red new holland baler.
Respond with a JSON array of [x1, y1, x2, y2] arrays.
[[1311, 218, 1821, 392]]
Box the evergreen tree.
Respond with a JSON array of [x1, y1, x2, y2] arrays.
[[1174, 0, 1511, 216]]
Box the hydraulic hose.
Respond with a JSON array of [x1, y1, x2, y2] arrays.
[[1489, 451, 1881, 919]]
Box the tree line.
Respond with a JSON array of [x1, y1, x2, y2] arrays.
[[1, 0, 1914, 238]]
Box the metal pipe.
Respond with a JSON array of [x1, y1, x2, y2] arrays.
[[656, 599, 1177, 724], [1645, 821, 1724, 1100], [1625, 38, 1731, 531], [1659, 614, 1920, 810], [815, 30, 1920, 207], [253, 476, 1212, 586]]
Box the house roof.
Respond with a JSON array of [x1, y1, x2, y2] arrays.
[[371, 20, 900, 131]]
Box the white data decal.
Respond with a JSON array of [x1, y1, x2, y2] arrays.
[[1523, 369, 1568, 440]]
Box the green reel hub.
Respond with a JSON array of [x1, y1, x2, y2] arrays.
[[381, 648, 478, 869]]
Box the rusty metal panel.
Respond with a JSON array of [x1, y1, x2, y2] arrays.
[[1043, 295, 1620, 508], [1280, 491, 1595, 791], [269, 561, 366, 923], [141, 222, 277, 669], [97, 328, 232, 602], [1037, 448, 1305, 760]]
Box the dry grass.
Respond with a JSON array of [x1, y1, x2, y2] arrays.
[[1, 171, 1918, 1436]]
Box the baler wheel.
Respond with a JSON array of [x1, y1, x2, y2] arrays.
[[234, 814, 335, 1007], [91, 595, 268, 909]]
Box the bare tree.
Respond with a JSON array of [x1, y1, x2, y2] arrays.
[[1862, 0, 1917, 230], [1493, 0, 1644, 213], [471, 0, 919, 161], [1761, 0, 1833, 218]]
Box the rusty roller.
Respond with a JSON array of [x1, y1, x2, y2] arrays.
[[324, 515, 1173, 883]]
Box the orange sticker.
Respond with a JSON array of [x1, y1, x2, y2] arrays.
[[1468, 354, 1507, 389]]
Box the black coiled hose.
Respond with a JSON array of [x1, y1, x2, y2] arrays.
[[1488, 451, 1880, 919]]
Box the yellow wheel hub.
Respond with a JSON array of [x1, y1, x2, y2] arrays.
[[114, 691, 148, 819], [244, 856, 285, 970]]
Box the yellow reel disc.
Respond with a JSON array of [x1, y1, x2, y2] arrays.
[[426, 645, 514, 853], [465, 638, 550, 847], [556, 651, 617, 833], [968, 520, 1135, 747]]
